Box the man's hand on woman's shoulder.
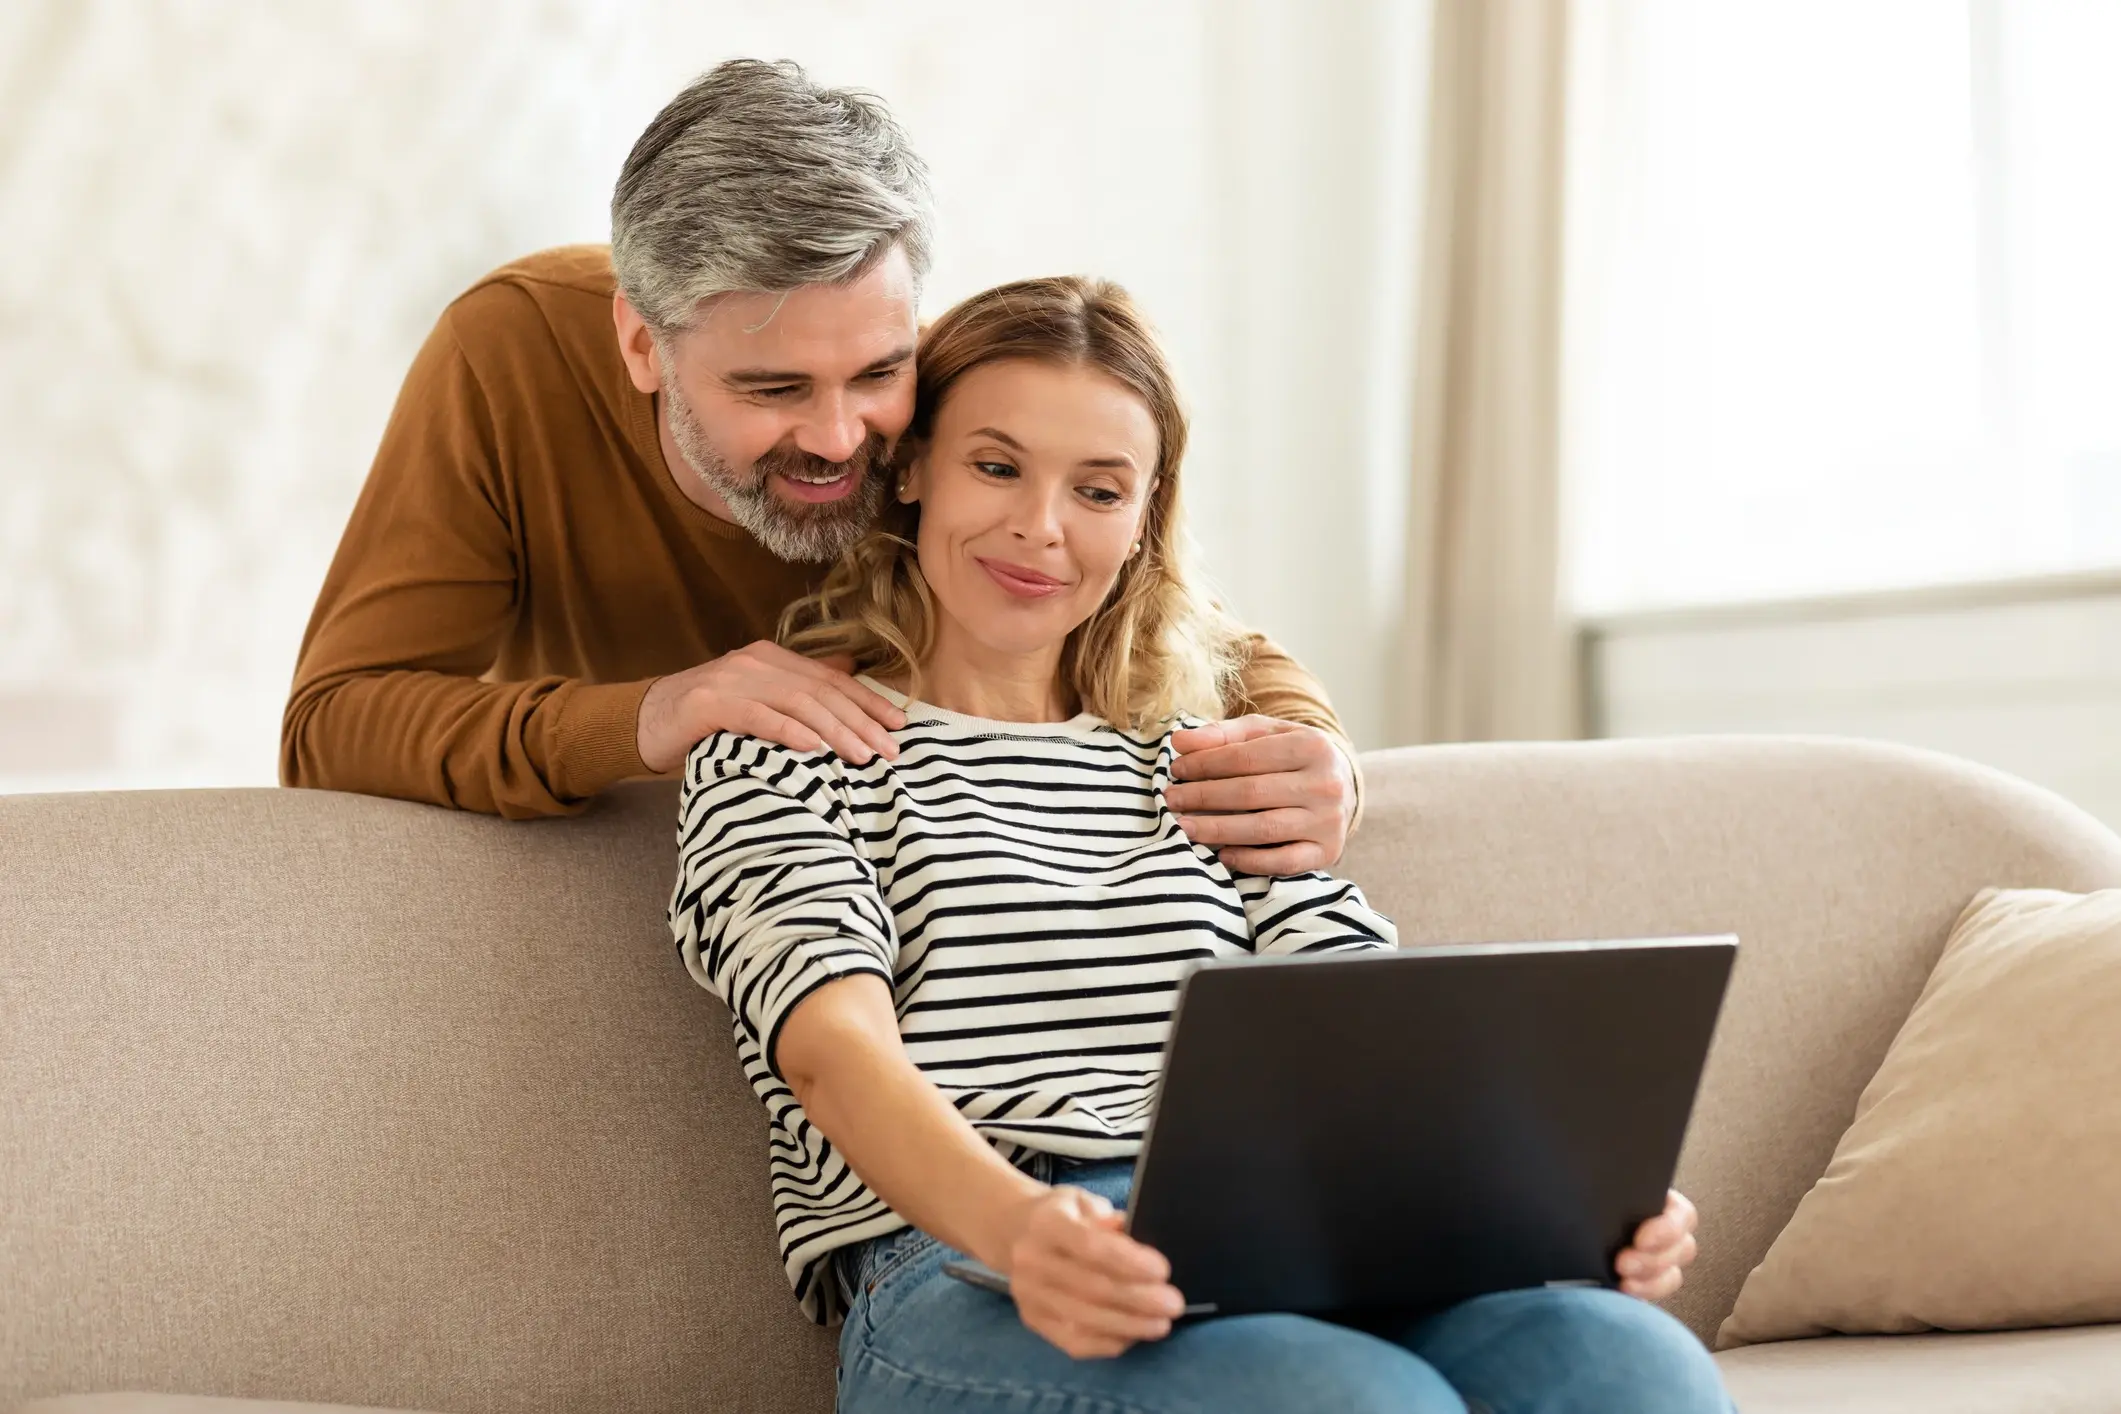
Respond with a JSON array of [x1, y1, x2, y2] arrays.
[[638, 641, 906, 774], [1165, 716, 1359, 875]]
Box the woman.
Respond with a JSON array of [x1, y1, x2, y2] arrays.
[[669, 277, 1729, 1413]]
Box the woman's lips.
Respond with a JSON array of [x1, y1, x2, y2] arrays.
[[977, 557, 1069, 599]]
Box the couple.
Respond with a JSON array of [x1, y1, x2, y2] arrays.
[[288, 60, 1728, 1414]]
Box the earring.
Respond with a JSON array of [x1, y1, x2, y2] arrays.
[[1130, 541, 1142, 555]]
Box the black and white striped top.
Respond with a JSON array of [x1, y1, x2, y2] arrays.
[[667, 678, 1397, 1322]]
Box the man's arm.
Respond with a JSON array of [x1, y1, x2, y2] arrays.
[[1165, 633, 1365, 875], [281, 310, 651, 818], [1222, 632, 1347, 741]]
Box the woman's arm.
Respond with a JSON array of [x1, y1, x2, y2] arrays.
[[1235, 869, 1399, 957], [775, 972, 1041, 1264], [776, 974, 1184, 1358], [670, 738, 1183, 1356]]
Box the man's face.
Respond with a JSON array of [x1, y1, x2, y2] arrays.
[[639, 246, 919, 562]]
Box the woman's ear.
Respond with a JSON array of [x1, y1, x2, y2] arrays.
[[896, 446, 928, 504], [1130, 483, 1159, 555]]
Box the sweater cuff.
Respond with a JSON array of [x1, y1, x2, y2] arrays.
[[549, 678, 656, 801], [1338, 737, 1368, 834]]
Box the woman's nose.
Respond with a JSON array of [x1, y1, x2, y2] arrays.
[[1009, 485, 1066, 543]]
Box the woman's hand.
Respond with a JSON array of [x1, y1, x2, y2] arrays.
[[993, 1184, 1186, 1360], [1615, 1189, 1699, 1301]]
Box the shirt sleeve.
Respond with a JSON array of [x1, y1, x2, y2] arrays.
[[279, 292, 651, 818], [1234, 871, 1400, 958], [667, 734, 897, 1076]]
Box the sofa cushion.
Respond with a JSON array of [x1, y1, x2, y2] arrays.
[[1719, 887, 2121, 1347], [1715, 1325, 2121, 1413]]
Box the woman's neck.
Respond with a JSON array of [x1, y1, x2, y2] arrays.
[[902, 630, 1074, 724]]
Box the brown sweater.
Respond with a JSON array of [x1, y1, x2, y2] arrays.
[[283, 246, 1350, 819]]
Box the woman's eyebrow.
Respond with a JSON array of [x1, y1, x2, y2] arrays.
[[969, 425, 1139, 471]]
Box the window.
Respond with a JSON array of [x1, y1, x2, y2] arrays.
[[1563, 0, 2121, 614]]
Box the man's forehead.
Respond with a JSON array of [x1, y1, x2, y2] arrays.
[[691, 246, 918, 373]]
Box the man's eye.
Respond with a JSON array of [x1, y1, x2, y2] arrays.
[[755, 386, 803, 400], [862, 366, 904, 382]]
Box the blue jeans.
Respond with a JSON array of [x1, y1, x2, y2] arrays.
[[835, 1158, 1732, 1414]]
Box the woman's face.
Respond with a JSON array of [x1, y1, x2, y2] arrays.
[[904, 358, 1158, 664]]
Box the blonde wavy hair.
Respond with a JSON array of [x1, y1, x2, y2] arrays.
[[779, 275, 1244, 728]]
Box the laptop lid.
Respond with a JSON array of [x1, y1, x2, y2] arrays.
[[1124, 937, 1736, 1317]]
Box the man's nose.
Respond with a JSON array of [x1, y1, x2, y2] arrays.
[[796, 390, 865, 464]]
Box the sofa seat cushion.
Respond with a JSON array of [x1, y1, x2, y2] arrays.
[[1715, 1325, 2121, 1413], [14, 1396, 445, 1414]]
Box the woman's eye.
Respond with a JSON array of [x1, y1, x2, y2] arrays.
[[1079, 486, 1123, 507], [974, 461, 1018, 479]]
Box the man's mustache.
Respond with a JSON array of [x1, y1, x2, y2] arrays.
[[752, 431, 892, 487]]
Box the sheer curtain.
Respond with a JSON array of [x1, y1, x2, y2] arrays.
[[1392, 0, 1577, 744]]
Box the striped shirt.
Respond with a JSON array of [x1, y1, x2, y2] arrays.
[[667, 678, 1398, 1322]]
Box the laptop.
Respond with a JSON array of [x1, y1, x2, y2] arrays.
[[944, 936, 1736, 1318]]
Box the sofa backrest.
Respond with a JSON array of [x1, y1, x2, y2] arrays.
[[5, 738, 2118, 1413]]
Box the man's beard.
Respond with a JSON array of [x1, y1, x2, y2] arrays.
[[662, 373, 891, 563]]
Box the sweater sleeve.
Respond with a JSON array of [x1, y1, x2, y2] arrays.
[[279, 298, 651, 819], [667, 734, 898, 1076], [1224, 632, 1345, 741], [1235, 870, 1399, 958]]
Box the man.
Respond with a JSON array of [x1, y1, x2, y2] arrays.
[[283, 59, 1358, 874]]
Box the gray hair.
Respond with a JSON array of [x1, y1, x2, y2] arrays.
[[611, 59, 935, 334]]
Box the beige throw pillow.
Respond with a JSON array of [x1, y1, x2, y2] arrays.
[[1719, 886, 2121, 1349]]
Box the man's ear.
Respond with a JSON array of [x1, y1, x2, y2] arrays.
[[612, 293, 663, 396]]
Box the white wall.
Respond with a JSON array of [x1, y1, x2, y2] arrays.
[[1588, 575, 2121, 832], [0, 0, 1431, 793]]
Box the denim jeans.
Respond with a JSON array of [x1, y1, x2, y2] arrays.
[[834, 1157, 1733, 1414]]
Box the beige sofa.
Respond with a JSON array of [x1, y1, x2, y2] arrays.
[[7, 737, 2121, 1414]]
